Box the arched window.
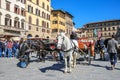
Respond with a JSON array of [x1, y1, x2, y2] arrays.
[[27, 34, 32, 38], [14, 17, 20, 28], [5, 14, 12, 26], [35, 35, 39, 37], [21, 19, 25, 29]]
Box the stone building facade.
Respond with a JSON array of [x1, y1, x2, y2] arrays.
[[51, 10, 74, 39], [26, 0, 51, 38], [0, 0, 26, 38], [77, 20, 120, 39]]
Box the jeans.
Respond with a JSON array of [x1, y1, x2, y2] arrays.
[[59, 51, 63, 60], [0, 48, 2, 57], [109, 53, 117, 66], [13, 47, 18, 57], [4, 47, 7, 57], [8, 48, 12, 57]]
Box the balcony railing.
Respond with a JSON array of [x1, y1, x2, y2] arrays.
[[0, 25, 25, 32]]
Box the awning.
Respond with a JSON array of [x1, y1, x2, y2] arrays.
[[11, 37, 20, 41], [0, 33, 19, 38]]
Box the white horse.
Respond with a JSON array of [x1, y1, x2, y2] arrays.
[[57, 32, 78, 73]]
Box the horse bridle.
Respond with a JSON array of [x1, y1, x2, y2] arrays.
[[57, 36, 65, 46], [57, 36, 75, 52]]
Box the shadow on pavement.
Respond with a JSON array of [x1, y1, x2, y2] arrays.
[[39, 62, 64, 73], [91, 63, 120, 70]]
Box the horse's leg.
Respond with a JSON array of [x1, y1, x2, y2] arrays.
[[73, 52, 77, 68], [64, 57, 67, 73], [68, 55, 72, 73]]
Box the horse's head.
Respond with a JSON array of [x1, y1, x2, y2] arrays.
[[56, 32, 66, 50]]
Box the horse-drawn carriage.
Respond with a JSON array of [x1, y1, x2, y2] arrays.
[[18, 33, 94, 72], [18, 37, 57, 68], [56, 32, 95, 73], [77, 38, 95, 64]]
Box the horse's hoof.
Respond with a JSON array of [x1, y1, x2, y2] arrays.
[[63, 70, 67, 73], [68, 71, 72, 73]]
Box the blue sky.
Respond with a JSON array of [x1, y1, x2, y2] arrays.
[[51, 0, 120, 28]]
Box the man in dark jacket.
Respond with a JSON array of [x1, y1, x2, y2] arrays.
[[96, 37, 105, 60], [107, 34, 119, 70], [70, 31, 78, 40]]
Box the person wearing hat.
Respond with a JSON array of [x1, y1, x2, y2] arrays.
[[70, 31, 78, 40], [107, 34, 119, 70]]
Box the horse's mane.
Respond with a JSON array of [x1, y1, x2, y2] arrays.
[[58, 32, 66, 37]]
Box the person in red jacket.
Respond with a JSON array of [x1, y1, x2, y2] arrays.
[[7, 39, 13, 57]]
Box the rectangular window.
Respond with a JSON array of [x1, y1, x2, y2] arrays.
[[10, 19, 12, 26], [104, 28, 106, 31], [52, 29, 58, 33], [35, 9, 39, 16], [5, 18, 8, 26], [14, 5, 19, 14], [21, 0, 26, 4], [14, 21, 19, 28], [42, 29, 45, 32], [6, 1, 10, 11], [21, 22, 24, 29], [53, 14, 57, 17], [28, 5, 30, 12], [112, 27, 115, 30], [52, 20, 58, 24], [42, 3, 45, 8], [0, 0, 1, 8], [47, 30, 50, 33], [0, 15, 1, 25], [36, 19, 39, 26], [36, 0, 39, 5], [36, 27, 38, 31], [28, 5, 33, 13], [38, 10, 40, 16], [21, 8, 25, 16], [29, 26, 31, 30], [47, 5, 49, 11]]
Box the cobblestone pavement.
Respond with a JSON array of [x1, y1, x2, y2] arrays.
[[0, 54, 120, 80]]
